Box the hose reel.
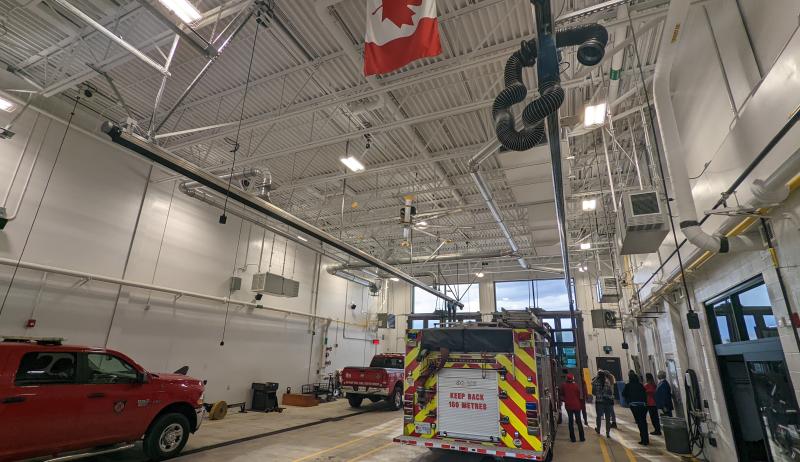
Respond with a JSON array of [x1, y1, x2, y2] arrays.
[[493, 23, 609, 152]]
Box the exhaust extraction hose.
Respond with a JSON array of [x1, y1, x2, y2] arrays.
[[493, 23, 608, 152]]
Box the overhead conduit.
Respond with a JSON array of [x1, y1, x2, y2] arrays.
[[654, 0, 763, 254]]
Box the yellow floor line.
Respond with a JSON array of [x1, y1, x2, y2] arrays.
[[347, 441, 395, 462], [599, 438, 612, 462], [624, 447, 637, 462], [291, 434, 373, 462]]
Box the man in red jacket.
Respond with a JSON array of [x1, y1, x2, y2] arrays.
[[559, 373, 585, 442]]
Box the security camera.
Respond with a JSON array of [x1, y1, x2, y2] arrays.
[[350, 303, 357, 310], [83, 88, 93, 98], [240, 178, 251, 189], [255, 293, 263, 301]]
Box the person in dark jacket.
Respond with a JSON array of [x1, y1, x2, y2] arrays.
[[622, 370, 650, 445], [644, 373, 661, 435], [592, 370, 614, 438], [559, 373, 585, 442], [655, 370, 674, 417]]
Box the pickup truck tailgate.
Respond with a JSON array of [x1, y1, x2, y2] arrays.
[[342, 367, 387, 387]]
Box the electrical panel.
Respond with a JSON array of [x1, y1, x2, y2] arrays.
[[376, 313, 396, 329], [597, 276, 620, 303], [251, 272, 300, 298], [591, 309, 618, 329], [616, 189, 669, 255]]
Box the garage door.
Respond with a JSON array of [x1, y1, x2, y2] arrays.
[[437, 368, 500, 440]]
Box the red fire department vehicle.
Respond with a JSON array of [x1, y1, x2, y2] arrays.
[[0, 337, 205, 462], [394, 310, 558, 461]]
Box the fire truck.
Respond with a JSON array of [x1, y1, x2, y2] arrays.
[[394, 310, 558, 461]]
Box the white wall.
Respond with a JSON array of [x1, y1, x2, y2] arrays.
[[628, 5, 800, 460], [0, 106, 381, 403]]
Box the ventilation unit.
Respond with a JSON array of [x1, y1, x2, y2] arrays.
[[591, 309, 618, 329], [597, 276, 620, 303], [616, 189, 669, 255], [251, 272, 300, 298]]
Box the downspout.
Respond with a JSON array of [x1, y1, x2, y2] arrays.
[[314, 0, 466, 207], [654, 0, 763, 254]]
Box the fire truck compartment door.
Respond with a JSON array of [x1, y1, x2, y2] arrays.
[[437, 368, 500, 440]]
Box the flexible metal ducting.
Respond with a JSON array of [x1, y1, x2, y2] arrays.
[[493, 24, 608, 152]]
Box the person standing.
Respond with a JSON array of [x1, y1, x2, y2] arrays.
[[644, 373, 662, 435], [656, 370, 674, 417], [559, 373, 585, 442], [592, 370, 614, 438], [622, 370, 650, 445], [606, 371, 618, 428]]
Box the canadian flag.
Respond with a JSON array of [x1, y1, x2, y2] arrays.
[[364, 0, 442, 76]]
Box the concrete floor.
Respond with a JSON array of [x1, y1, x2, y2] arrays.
[[86, 401, 693, 462]]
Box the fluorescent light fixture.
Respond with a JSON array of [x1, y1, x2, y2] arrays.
[[475, 272, 485, 278], [578, 266, 586, 272], [158, 0, 202, 23], [296, 235, 308, 242], [580, 242, 592, 250], [340, 156, 365, 172], [0, 96, 16, 113], [390, 277, 400, 282], [583, 102, 607, 128], [582, 199, 597, 211]]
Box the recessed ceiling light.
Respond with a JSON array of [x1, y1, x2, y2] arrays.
[[340, 156, 365, 172], [580, 242, 592, 250], [582, 199, 597, 211], [584, 102, 607, 128], [0, 96, 17, 113], [475, 272, 485, 278], [158, 0, 202, 23]]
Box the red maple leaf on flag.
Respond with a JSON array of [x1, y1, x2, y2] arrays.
[[372, 0, 423, 28]]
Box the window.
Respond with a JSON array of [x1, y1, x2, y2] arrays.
[[413, 284, 479, 313], [15, 352, 77, 386], [370, 356, 404, 369], [495, 279, 574, 312], [86, 353, 138, 384], [705, 277, 777, 345]]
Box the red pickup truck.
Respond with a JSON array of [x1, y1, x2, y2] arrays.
[[341, 353, 404, 410], [0, 337, 205, 462]]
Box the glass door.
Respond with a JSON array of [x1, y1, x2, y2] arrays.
[[748, 360, 800, 462]]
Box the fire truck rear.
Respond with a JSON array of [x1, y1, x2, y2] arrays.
[[394, 310, 557, 461]]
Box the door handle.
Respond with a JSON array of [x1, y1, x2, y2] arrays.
[[87, 392, 106, 399], [2, 396, 26, 404]]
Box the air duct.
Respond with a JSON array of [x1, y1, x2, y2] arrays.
[[327, 250, 516, 272], [492, 24, 608, 152], [181, 168, 272, 200], [654, 0, 762, 254]]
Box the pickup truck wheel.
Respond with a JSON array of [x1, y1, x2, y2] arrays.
[[143, 413, 190, 461], [387, 385, 402, 410], [347, 395, 363, 408]]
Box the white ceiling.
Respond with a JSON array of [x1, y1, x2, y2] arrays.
[[0, 0, 670, 279]]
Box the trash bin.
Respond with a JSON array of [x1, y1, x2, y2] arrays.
[[616, 382, 628, 407], [662, 416, 691, 454], [252, 382, 279, 412]]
